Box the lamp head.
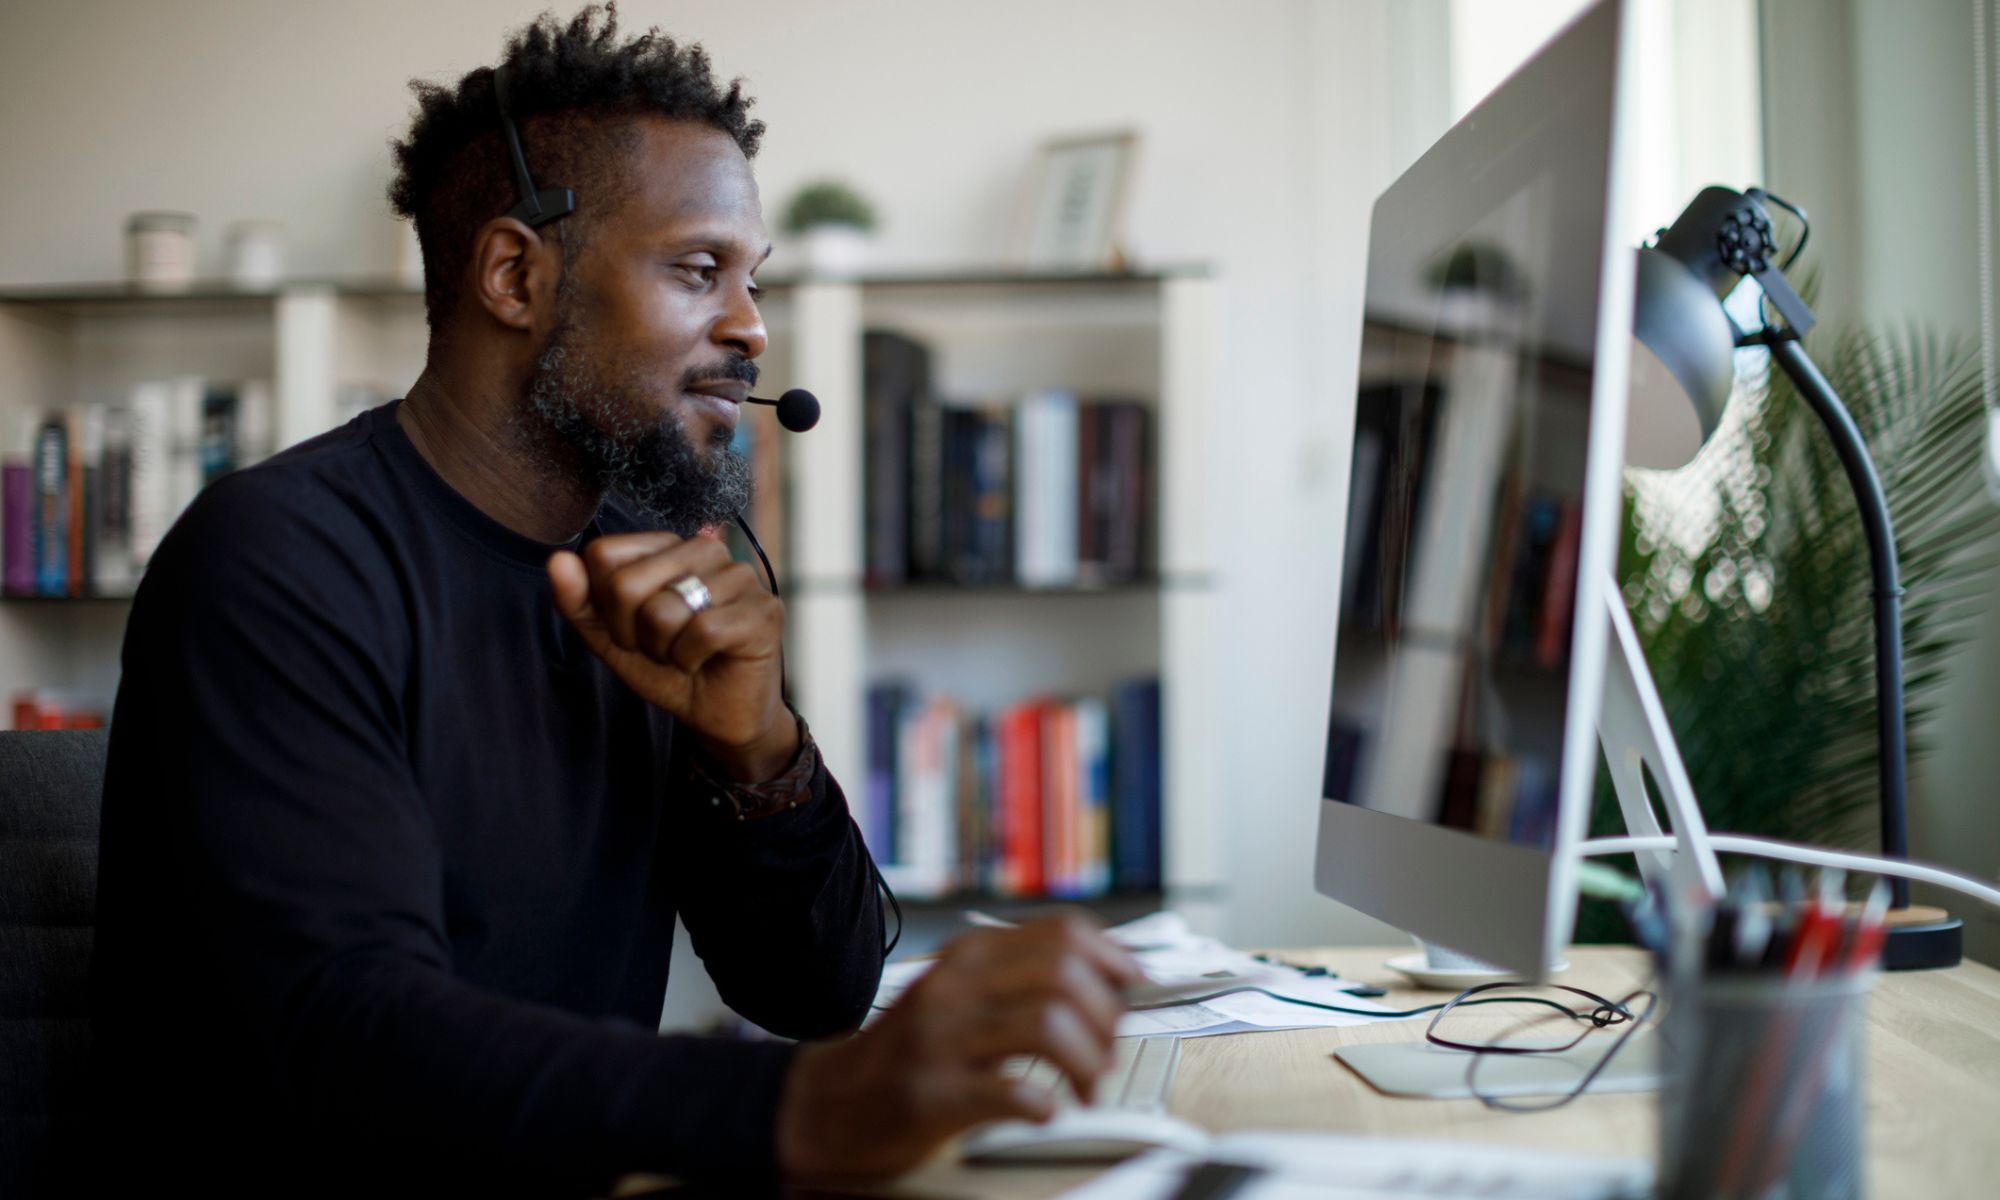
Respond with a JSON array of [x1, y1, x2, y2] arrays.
[[1628, 246, 1736, 469], [1627, 185, 1805, 471]]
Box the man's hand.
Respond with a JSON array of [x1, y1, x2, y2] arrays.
[[548, 532, 795, 781], [775, 913, 1145, 1179]]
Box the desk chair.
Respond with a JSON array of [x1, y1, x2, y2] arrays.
[[0, 728, 109, 1198]]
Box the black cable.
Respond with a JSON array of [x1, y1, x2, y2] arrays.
[[1126, 984, 1634, 1024], [734, 513, 782, 601], [1744, 189, 1811, 335], [732, 511, 903, 956], [1759, 189, 1811, 271]]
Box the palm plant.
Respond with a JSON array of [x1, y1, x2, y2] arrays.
[[1576, 278, 2000, 941]]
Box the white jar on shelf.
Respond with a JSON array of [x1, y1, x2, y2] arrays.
[[125, 211, 197, 292], [224, 220, 286, 290]]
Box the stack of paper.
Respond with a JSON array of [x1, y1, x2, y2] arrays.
[[870, 911, 1409, 1038]]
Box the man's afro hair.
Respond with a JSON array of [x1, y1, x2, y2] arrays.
[[388, 3, 764, 333]]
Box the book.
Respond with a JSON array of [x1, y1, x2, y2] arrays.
[[997, 699, 1047, 896], [1104, 401, 1150, 582], [33, 414, 68, 597], [93, 406, 135, 596], [1015, 390, 1078, 587], [127, 382, 173, 569], [1074, 696, 1112, 895], [863, 330, 929, 587], [1535, 500, 1583, 667], [1042, 701, 1080, 896], [852, 683, 1161, 899], [895, 696, 959, 898], [1076, 401, 1151, 586], [863, 681, 912, 864], [966, 406, 1013, 582], [3, 413, 34, 595], [1110, 678, 1163, 889], [908, 394, 946, 580], [65, 408, 85, 596], [169, 376, 205, 517]]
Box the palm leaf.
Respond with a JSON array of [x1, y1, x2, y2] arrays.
[[1576, 275, 2000, 941]]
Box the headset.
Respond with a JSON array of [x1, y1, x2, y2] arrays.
[[491, 65, 900, 953]]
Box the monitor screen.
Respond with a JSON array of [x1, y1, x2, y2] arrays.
[[1326, 181, 1601, 848], [1316, 0, 1638, 974]]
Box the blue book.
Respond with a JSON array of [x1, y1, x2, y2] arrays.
[[1110, 678, 1162, 889], [864, 681, 911, 863]]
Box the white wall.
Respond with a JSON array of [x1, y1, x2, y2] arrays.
[[0, 0, 1415, 960]]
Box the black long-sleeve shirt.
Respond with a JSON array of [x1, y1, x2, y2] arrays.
[[89, 400, 884, 1197]]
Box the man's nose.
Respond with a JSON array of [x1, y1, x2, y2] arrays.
[[714, 280, 767, 360]]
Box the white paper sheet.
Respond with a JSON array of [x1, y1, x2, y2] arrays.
[[1053, 1132, 1652, 1199], [870, 911, 1412, 1039]]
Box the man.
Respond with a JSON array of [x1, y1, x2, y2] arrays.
[[89, 6, 1140, 1195]]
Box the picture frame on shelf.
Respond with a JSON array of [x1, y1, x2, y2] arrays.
[[1013, 130, 1139, 271]]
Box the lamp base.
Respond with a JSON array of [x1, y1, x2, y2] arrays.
[[1882, 905, 1962, 970]]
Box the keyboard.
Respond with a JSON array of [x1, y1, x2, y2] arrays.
[[959, 1037, 1198, 1163], [1004, 1034, 1183, 1111]]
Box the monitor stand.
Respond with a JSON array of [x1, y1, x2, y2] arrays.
[[1596, 579, 1726, 902], [1337, 1030, 1663, 1101], [1334, 581, 1720, 1101]]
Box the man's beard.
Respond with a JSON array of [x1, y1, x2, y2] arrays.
[[521, 316, 754, 538]]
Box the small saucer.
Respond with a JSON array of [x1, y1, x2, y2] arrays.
[[1383, 952, 1570, 992]]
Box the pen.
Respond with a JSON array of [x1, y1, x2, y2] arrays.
[[1167, 1159, 1266, 1200], [1783, 871, 1847, 980], [1730, 868, 1774, 971], [1843, 878, 1890, 973]]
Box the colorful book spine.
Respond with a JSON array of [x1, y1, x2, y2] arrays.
[[998, 700, 1046, 896], [1042, 702, 1080, 896], [3, 414, 33, 595], [1075, 696, 1112, 895], [32, 415, 68, 597], [858, 683, 1159, 899]]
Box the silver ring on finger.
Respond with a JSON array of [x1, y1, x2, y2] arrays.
[[669, 573, 713, 615]]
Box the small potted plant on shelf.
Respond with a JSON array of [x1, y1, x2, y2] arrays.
[[783, 180, 878, 276]]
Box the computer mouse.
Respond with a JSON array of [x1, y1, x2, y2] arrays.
[[959, 1108, 1210, 1164]]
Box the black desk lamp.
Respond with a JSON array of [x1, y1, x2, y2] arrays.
[[1630, 185, 1963, 970]]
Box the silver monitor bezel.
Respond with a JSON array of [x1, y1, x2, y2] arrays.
[[1313, 0, 1647, 979]]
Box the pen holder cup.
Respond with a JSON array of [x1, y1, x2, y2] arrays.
[[1659, 971, 1873, 1200]]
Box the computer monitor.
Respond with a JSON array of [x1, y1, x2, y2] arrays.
[[1315, 0, 1645, 980]]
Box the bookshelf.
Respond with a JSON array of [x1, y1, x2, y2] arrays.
[[0, 268, 1222, 926], [784, 271, 1221, 929]]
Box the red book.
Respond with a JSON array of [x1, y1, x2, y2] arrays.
[[1535, 501, 1584, 666], [997, 701, 1046, 896], [1042, 703, 1080, 896]]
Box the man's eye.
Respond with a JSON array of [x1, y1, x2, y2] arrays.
[[675, 262, 717, 284], [748, 283, 765, 303]]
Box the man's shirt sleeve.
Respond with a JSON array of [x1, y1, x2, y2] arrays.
[[97, 473, 804, 1186], [672, 713, 888, 1039]]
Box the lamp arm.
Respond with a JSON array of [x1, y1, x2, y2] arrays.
[[1750, 330, 1912, 909]]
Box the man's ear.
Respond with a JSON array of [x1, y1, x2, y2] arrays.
[[469, 216, 563, 332]]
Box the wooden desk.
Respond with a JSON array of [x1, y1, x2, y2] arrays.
[[885, 945, 2000, 1199]]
